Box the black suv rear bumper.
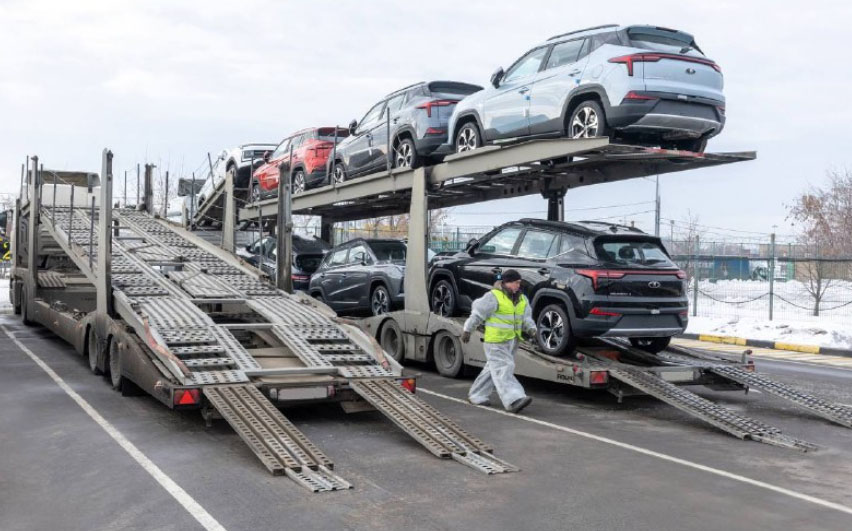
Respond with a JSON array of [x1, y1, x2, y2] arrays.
[[572, 309, 688, 338]]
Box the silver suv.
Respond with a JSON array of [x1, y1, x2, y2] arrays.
[[446, 24, 725, 154]]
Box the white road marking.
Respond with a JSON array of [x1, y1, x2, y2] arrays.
[[2, 326, 227, 531], [419, 387, 852, 517]]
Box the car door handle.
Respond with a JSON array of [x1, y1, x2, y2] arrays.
[[392, 117, 399, 124], [517, 87, 530, 94], [491, 267, 502, 274], [538, 268, 550, 276], [568, 69, 581, 76]]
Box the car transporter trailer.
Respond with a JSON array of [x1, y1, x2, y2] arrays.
[[236, 136, 852, 452], [9, 151, 519, 494]]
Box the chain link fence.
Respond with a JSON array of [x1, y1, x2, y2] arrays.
[[668, 239, 852, 324]]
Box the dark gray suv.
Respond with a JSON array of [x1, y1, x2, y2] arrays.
[[328, 81, 482, 182]]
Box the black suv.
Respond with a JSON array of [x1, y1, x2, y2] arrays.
[[428, 219, 688, 355]]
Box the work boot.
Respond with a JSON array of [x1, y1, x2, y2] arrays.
[[508, 396, 532, 414], [468, 397, 491, 407]]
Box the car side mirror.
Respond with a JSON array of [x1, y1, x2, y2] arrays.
[[490, 67, 504, 88], [348, 119, 358, 135], [466, 238, 479, 253], [262, 151, 270, 163]]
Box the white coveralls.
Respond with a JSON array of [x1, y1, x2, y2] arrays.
[[463, 286, 536, 409]]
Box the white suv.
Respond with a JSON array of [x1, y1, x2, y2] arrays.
[[446, 24, 725, 154]]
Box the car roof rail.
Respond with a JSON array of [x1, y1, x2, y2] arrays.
[[385, 81, 425, 98], [547, 24, 619, 41], [577, 220, 646, 233]]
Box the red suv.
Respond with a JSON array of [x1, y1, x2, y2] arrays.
[[252, 127, 349, 200]]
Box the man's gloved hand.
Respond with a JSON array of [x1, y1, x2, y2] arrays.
[[461, 331, 471, 344], [524, 328, 537, 341]]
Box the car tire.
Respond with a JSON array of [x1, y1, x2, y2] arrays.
[[107, 338, 143, 395], [370, 284, 391, 316], [379, 318, 406, 363], [674, 138, 708, 153], [20, 284, 34, 326], [430, 279, 457, 317], [568, 100, 607, 139], [629, 336, 672, 354], [332, 163, 347, 185], [433, 331, 464, 378], [536, 303, 576, 356], [393, 137, 419, 169], [312, 291, 324, 303], [88, 326, 103, 375], [250, 181, 261, 203], [292, 170, 306, 195], [455, 121, 482, 153]]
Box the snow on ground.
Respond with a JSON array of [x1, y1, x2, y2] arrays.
[[686, 279, 852, 349], [686, 315, 852, 350]]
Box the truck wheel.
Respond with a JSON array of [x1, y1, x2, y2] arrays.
[[431, 279, 456, 317], [370, 284, 391, 316], [379, 319, 405, 363], [433, 331, 464, 378], [20, 285, 33, 326], [108, 339, 142, 396], [536, 304, 575, 356], [629, 337, 672, 354], [250, 182, 261, 203], [88, 327, 103, 375], [12, 281, 21, 315]]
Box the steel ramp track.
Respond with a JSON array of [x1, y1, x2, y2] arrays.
[[203, 384, 351, 492], [350, 380, 518, 474], [710, 366, 852, 429], [609, 367, 818, 452]]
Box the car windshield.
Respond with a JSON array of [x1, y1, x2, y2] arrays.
[[316, 127, 350, 142], [369, 241, 407, 262], [593, 238, 675, 267], [626, 27, 704, 55]]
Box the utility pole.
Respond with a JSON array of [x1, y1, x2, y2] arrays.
[[769, 232, 776, 321], [654, 175, 661, 237]]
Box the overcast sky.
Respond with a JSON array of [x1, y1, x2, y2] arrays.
[[2, 0, 850, 242]]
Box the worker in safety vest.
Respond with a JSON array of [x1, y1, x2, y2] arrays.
[[461, 269, 535, 413]]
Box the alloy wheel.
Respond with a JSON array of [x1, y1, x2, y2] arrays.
[[571, 107, 600, 138], [250, 184, 261, 203], [333, 165, 345, 184], [372, 288, 390, 315], [456, 126, 478, 152], [432, 284, 453, 316], [539, 310, 565, 349], [293, 171, 306, 195], [395, 142, 413, 168]]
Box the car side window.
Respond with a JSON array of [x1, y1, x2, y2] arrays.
[[290, 133, 308, 150], [348, 244, 370, 264], [329, 248, 349, 266], [545, 39, 586, 70], [516, 230, 558, 259], [502, 47, 547, 84], [272, 138, 291, 159], [357, 101, 386, 133], [555, 233, 594, 262], [385, 94, 406, 116], [479, 228, 522, 255]]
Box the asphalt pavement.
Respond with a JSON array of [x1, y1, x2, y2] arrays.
[[2, 314, 852, 531]]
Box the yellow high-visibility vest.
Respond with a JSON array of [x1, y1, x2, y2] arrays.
[[484, 289, 526, 343]]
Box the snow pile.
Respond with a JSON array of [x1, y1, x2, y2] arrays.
[[686, 315, 852, 350]]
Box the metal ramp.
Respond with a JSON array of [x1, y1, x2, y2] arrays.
[[351, 380, 518, 474], [608, 367, 818, 451], [710, 366, 852, 429], [204, 384, 351, 492]]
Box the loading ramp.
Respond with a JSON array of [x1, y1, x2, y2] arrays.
[[11, 151, 516, 493]]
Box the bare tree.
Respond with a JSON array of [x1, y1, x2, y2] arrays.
[[787, 169, 852, 315], [675, 210, 704, 280]]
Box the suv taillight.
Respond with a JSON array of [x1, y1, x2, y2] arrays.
[[622, 91, 657, 103], [608, 53, 721, 76], [416, 99, 458, 118], [575, 269, 626, 290]]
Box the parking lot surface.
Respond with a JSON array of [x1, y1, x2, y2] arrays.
[[2, 315, 852, 531]]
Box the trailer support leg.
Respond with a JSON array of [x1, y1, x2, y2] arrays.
[[319, 217, 333, 246], [403, 167, 430, 313], [545, 190, 566, 222], [222, 167, 235, 253], [276, 155, 293, 292], [25, 156, 40, 296], [97, 149, 113, 317]]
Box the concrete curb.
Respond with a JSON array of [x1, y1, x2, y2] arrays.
[[678, 333, 852, 359]]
